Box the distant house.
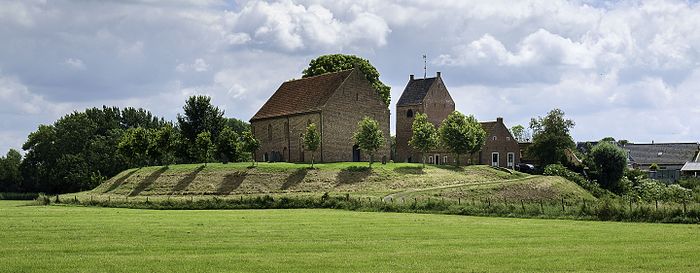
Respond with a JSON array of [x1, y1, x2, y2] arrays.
[[625, 142, 700, 182], [394, 72, 519, 167], [625, 142, 699, 171], [473, 118, 521, 168], [249, 68, 390, 163], [681, 152, 700, 177]]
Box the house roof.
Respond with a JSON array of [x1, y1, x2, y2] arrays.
[[397, 77, 437, 106], [681, 162, 700, 171], [625, 143, 699, 165], [480, 121, 497, 134], [250, 69, 353, 121]]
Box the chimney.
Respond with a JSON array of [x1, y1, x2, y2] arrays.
[[410, 74, 414, 80], [497, 117, 503, 123], [436, 71, 441, 78]]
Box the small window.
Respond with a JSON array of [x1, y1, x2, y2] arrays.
[[492, 136, 497, 141], [407, 109, 413, 118], [443, 156, 448, 165], [356, 93, 359, 101]]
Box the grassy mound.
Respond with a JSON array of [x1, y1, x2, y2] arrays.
[[91, 162, 593, 202]]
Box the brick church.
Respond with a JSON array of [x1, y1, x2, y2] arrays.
[[249, 68, 391, 163], [395, 72, 520, 168]]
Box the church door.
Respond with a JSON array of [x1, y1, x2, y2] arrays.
[[352, 145, 361, 162]]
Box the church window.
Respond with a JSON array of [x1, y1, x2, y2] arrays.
[[407, 109, 413, 118]]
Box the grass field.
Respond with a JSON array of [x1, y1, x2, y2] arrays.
[[1, 200, 698, 272]]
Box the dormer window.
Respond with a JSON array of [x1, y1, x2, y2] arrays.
[[407, 109, 414, 118]]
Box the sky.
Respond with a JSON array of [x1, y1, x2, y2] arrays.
[[1, 0, 699, 154]]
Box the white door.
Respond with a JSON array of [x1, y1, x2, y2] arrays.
[[491, 152, 499, 167], [507, 152, 515, 168]]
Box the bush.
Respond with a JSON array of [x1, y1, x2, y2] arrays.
[[590, 142, 627, 193], [33, 193, 51, 205], [543, 164, 609, 197], [0, 192, 39, 200]]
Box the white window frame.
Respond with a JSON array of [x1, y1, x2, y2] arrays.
[[491, 152, 499, 167], [507, 152, 515, 168], [428, 156, 434, 164], [443, 156, 448, 165]]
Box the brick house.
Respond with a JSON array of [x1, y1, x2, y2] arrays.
[[249, 68, 391, 163], [395, 72, 520, 167], [473, 118, 521, 168]]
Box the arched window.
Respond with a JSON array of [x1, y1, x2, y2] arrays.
[[268, 124, 272, 140], [407, 109, 414, 118], [492, 136, 497, 141]]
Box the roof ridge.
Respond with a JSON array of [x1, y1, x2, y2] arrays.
[[286, 68, 354, 83]]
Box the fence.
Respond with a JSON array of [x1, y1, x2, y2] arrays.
[[43, 193, 700, 224]]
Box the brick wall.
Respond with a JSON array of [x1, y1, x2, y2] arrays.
[[475, 118, 521, 168], [322, 69, 391, 162]]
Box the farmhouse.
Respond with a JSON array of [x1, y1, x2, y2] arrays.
[[395, 72, 520, 168], [249, 68, 390, 163], [625, 142, 700, 182]]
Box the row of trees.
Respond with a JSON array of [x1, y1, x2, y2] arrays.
[[0, 96, 255, 194], [409, 111, 487, 167]]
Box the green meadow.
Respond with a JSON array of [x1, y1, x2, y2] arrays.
[[1, 200, 698, 273]]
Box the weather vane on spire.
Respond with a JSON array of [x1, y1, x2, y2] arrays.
[[423, 54, 427, 79]]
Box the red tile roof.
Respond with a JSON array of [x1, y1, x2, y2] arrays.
[[250, 69, 353, 121]]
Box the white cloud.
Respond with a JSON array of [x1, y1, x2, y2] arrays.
[[64, 58, 86, 70]]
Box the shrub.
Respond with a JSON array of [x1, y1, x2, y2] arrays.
[[590, 142, 627, 193], [33, 193, 51, 205], [544, 164, 609, 197]]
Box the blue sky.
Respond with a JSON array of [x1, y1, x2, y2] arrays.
[[1, 0, 699, 154]]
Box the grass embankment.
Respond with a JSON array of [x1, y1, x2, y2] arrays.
[[90, 162, 585, 202], [1, 201, 698, 273]]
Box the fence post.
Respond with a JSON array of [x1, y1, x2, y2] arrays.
[[521, 200, 525, 213], [540, 200, 544, 214], [655, 199, 658, 211], [629, 198, 632, 212], [108, 196, 110, 203], [458, 198, 461, 205], [561, 198, 565, 212], [683, 201, 687, 215]]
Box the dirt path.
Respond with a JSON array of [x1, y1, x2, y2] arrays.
[[382, 175, 538, 202]]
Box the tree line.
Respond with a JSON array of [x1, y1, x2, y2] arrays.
[[0, 96, 257, 194]]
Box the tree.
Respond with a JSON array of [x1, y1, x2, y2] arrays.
[[177, 96, 225, 160], [353, 117, 386, 167], [590, 142, 628, 194], [510, 125, 529, 142], [302, 54, 391, 106], [528, 109, 576, 166], [601, 137, 616, 142], [225, 118, 250, 134], [216, 126, 240, 164], [194, 131, 215, 167], [303, 123, 321, 168], [240, 129, 260, 167], [409, 113, 438, 168], [118, 127, 152, 167], [153, 124, 178, 166], [438, 111, 486, 166], [0, 149, 22, 192]]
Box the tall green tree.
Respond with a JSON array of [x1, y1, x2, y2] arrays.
[[0, 149, 22, 192], [528, 108, 576, 166], [153, 124, 178, 166], [510, 125, 528, 142], [590, 142, 628, 194], [177, 96, 225, 160], [216, 126, 240, 164], [118, 127, 152, 167], [240, 130, 260, 167], [303, 123, 321, 168], [225, 118, 250, 134], [353, 117, 386, 167], [409, 113, 438, 168], [302, 54, 391, 106], [194, 131, 215, 167], [438, 111, 486, 166]]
